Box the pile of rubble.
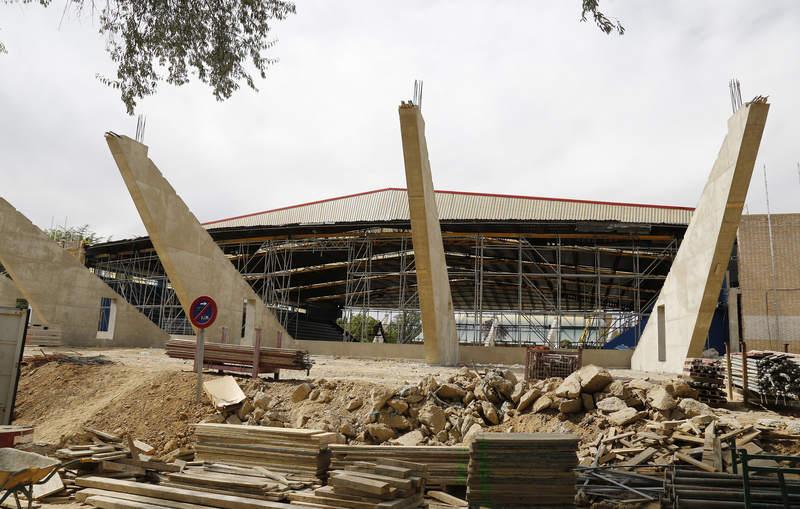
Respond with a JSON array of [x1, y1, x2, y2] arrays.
[[199, 364, 723, 447], [194, 365, 800, 469]]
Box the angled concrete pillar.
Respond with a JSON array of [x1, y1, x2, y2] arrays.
[[0, 274, 21, 308], [631, 101, 769, 373], [399, 103, 459, 366], [0, 199, 168, 347], [106, 134, 291, 346]]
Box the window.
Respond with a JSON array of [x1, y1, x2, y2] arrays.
[[657, 304, 666, 362], [97, 297, 117, 339], [241, 298, 256, 342]]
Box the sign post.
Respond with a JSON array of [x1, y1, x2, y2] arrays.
[[189, 296, 218, 402]]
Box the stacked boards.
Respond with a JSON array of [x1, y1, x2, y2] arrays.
[[194, 424, 341, 483], [288, 459, 426, 509], [76, 476, 308, 509], [468, 432, 577, 508], [328, 445, 468, 488], [166, 338, 313, 373], [163, 463, 315, 502]]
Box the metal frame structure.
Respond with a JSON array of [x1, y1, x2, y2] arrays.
[[85, 218, 684, 347]]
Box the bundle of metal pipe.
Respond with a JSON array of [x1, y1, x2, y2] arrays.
[[729, 351, 800, 405], [665, 468, 800, 508], [165, 338, 313, 372], [575, 466, 664, 506]]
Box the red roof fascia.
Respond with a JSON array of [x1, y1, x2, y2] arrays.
[[202, 187, 694, 226]]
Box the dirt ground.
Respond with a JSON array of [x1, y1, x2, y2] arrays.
[[10, 346, 800, 509]]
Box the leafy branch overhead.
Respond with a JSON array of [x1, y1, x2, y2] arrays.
[[3, 1, 620, 114], [581, 0, 625, 35], [5, 0, 296, 114]]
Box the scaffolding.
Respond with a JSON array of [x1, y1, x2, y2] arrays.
[[87, 227, 680, 347]]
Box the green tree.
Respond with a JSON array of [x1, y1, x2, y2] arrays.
[[44, 224, 108, 246], [385, 311, 422, 344], [2, 0, 295, 114], [337, 313, 379, 343]]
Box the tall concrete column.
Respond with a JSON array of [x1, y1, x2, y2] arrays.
[[399, 103, 459, 366], [106, 133, 291, 346], [0, 198, 168, 347], [631, 100, 769, 373], [0, 274, 21, 308]]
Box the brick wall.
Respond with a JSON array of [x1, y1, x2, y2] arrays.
[[737, 214, 800, 347]]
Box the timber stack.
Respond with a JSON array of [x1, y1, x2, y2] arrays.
[[328, 444, 468, 488], [166, 338, 313, 373], [468, 432, 578, 508], [288, 458, 427, 509], [75, 476, 311, 509], [162, 462, 314, 502], [683, 358, 725, 405], [193, 423, 341, 483]]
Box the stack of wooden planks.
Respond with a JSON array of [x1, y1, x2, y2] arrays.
[[165, 338, 313, 373], [25, 323, 62, 346], [75, 476, 310, 509], [468, 432, 578, 508], [683, 358, 726, 405], [194, 424, 340, 483], [288, 458, 427, 509], [161, 462, 315, 502], [328, 445, 468, 488]]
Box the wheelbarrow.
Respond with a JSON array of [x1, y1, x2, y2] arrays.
[[0, 448, 62, 509]]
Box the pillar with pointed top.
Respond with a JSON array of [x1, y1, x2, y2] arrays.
[[631, 99, 769, 373], [399, 98, 459, 366]]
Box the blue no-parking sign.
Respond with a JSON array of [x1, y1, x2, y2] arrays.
[[189, 295, 217, 329]]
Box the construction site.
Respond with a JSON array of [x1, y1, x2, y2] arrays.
[[2, 3, 800, 509]]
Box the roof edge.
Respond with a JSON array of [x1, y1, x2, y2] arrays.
[[202, 187, 695, 226]]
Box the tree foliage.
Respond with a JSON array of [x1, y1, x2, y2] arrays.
[[581, 0, 624, 35], [338, 312, 423, 344], [2, 1, 620, 115], [3, 0, 295, 114], [44, 224, 109, 246]]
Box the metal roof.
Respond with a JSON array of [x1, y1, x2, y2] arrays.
[[203, 188, 693, 229]]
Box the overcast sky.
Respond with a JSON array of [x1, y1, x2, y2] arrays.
[[1, 1, 799, 239]]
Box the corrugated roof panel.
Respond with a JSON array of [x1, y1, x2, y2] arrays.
[[203, 188, 693, 229]]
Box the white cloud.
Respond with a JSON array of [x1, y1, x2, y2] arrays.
[[1, 0, 798, 239]]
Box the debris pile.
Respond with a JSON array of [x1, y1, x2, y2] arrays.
[[468, 432, 577, 508], [22, 352, 112, 368], [288, 458, 427, 508]]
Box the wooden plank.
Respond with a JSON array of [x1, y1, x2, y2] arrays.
[[84, 427, 123, 443], [330, 473, 390, 496], [85, 495, 166, 509], [76, 476, 305, 509], [426, 490, 467, 507], [620, 447, 657, 467], [674, 452, 716, 472], [76, 488, 214, 508]]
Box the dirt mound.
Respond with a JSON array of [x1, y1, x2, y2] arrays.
[[14, 361, 214, 451]]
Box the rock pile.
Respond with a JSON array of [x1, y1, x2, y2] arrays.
[[198, 365, 739, 449]]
